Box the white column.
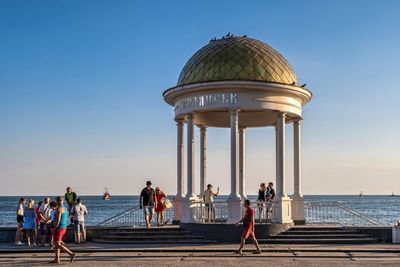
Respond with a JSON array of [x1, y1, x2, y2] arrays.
[[277, 112, 286, 197], [227, 110, 242, 223], [292, 118, 305, 224], [173, 118, 185, 222], [293, 119, 302, 198], [182, 113, 198, 223], [272, 112, 293, 224], [199, 126, 207, 194], [176, 118, 185, 198], [239, 127, 246, 200], [185, 113, 196, 199]]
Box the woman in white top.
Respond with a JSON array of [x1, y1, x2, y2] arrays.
[[15, 198, 26, 246]]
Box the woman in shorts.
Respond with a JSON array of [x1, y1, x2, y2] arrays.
[[15, 198, 25, 246], [23, 199, 37, 246], [256, 183, 267, 219]]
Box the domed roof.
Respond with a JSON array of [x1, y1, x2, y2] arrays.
[[177, 35, 298, 86]]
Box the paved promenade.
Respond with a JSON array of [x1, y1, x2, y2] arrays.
[[0, 243, 400, 266]]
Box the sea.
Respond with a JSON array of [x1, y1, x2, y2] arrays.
[[1, 195, 399, 227]]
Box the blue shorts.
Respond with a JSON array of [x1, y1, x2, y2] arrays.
[[74, 221, 85, 234], [143, 206, 154, 216], [40, 222, 50, 235]]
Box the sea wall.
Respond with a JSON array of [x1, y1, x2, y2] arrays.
[[0, 226, 394, 243]]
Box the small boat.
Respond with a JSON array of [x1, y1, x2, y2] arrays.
[[103, 187, 111, 200], [359, 191, 363, 197]]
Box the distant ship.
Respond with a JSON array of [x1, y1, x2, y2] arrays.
[[359, 191, 363, 197], [390, 192, 400, 197], [103, 187, 111, 200]]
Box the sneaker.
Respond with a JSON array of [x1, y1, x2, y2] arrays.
[[16, 241, 24, 246]]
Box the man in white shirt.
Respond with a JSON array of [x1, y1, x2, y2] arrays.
[[71, 198, 88, 244], [39, 197, 51, 246], [202, 184, 219, 221]]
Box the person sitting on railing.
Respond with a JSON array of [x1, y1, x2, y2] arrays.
[[202, 184, 219, 222], [140, 181, 156, 228], [235, 199, 262, 255]]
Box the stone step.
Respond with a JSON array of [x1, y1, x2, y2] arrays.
[[287, 227, 345, 231], [270, 234, 371, 239], [100, 234, 204, 240], [93, 238, 214, 244], [258, 238, 381, 244], [105, 230, 192, 236], [280, 230, 361, 235]]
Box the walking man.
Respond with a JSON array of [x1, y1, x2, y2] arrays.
[[202, 184, 219, 221], [236, 199, 261, 255], [140, 181, 156, 228], [71, 198, 88, 244], [49, 196, 76, 264]]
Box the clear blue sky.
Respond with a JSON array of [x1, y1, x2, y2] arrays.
[[1, 0, 399, 196]]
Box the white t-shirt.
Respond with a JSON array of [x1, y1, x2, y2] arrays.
[[72, 203, 88, 222], [39, 203, 52, 222], [202, 189, 216, 204]]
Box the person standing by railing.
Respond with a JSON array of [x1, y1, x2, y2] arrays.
[[140, 181, 156, 228], [202, 184, 219, 222], [265, 182, 275, 219], [256, 183, 267, 220], [235, 199, 262, 255]]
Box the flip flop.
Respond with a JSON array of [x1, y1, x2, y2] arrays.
[[252, 250, 262, 254], [70, 253, 76, 263], [48, 260, 59, 264], [234, 250, 243, 255]]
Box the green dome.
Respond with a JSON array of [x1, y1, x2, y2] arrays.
[[177, 35, 297, 86]]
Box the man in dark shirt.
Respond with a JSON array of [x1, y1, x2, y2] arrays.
[[140, 181, 156, 228], [266, 182, 275, 219]]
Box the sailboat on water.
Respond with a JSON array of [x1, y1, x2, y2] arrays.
[[103, 187, 111, 200], [359, 191, 363, 197]]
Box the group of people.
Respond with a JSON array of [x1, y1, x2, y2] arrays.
[[139, 181, 171, 228], [15, 187, 88, 264], [256, 182, 275, 218]]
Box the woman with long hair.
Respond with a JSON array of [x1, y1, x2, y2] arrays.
[[23, 199, 37, 246], [15, 198, 26, 245], [154, 187, 167, 227]]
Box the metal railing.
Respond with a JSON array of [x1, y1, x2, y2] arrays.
[[97, 204, 174, 227], [97, 200, 389, 227], [304, 201, 387, 226]]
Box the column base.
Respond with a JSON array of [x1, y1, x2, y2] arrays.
[[291, 195, 305, 224], [226, 198, 242, 224], [173, 195, 185, 222], [181, 196, 199, 223], [272, 196, 293, 224]]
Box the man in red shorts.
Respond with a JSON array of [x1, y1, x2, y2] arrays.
[[235, 199, 262, 255]]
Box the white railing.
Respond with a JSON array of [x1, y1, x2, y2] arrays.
[[304, 201, 387, 226], [97, 204, 174, 227], [251, 201, 273, 223], [193, 200, 228, 223]]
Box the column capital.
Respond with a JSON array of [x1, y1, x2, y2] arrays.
[[198, 125, 208, 130], [276, 111, 286, 119], [229, 109, 241, 115], [174, 117, 186, 124], [293, 117, 303, 124]]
